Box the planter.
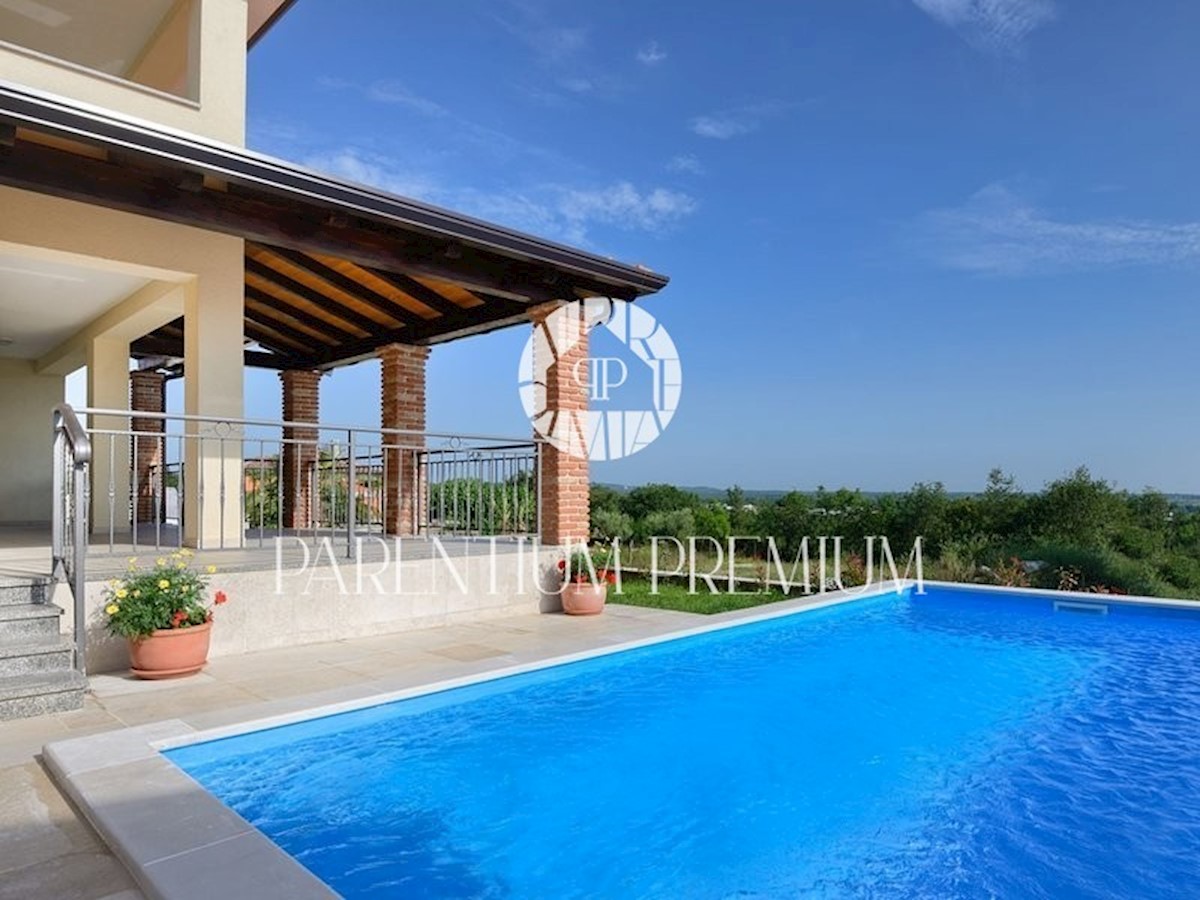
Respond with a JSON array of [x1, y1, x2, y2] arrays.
[[128, 620, 212, 680], [562, 582, 607, 616]]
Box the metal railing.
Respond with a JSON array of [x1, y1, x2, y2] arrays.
[[70, 406, 541, 557], [51, 404, 91, 674]]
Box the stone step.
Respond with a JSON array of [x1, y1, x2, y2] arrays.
[[0, 603, 64, 641], [0, 636, 74, 678], [0, 577, 50, 606], [0, 670, 87, 721]]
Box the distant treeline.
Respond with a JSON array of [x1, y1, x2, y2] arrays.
[[591, 468, 1200, 599]]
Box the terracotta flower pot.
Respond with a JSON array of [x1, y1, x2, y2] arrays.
[[128, 620, 212, 680], [562, 582, 607, 616]]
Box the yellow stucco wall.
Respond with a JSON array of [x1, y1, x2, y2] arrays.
[[0, 0, 248, 145], [0, 359, 64, 524]]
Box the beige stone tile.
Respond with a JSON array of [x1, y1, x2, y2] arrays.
[[0, 851, 142, 900], [231, 664, 370, 701], [333, 650, 425, 678], [426, 641, 510, 662], [0, 763, 101, 876], [99, 683, 264, 727], [56, 702, 123, 734], [89, 672, 217, 699]]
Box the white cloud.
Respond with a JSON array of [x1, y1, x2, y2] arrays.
[[667, 154, 705, 175], [560, 77, 594, 94], [557, 183, 697, 242], [689, 101, 792, 139], [911, 0, 1056, 56], [491, 2, 588, 63], [304, 148, 696, 246], [303, 149, 442, 201], [915, 183, 1200, 274], [365, 81, 446, 117], [636, 41, 667, 65]]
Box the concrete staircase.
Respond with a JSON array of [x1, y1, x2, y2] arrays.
[[0, 576, 86, 720]]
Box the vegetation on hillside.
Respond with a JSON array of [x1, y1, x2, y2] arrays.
[[592, 468, 1200, 600]]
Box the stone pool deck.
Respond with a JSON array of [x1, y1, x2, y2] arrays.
[[0, 602, 710, 900]]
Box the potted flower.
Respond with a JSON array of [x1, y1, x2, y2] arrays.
[[557, 548, 618, 616], [103, 550, 228, 679]]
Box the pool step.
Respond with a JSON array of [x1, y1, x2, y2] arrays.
[[0, 577, 86, 720]]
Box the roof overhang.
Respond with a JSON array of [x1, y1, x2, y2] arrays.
[[0, 82, 670, 369], [247, 0, 300, 48]]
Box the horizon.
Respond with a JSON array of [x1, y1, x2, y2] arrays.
[[222, 0, 1200, 494]]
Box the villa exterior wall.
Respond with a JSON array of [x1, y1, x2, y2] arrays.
[[0, 0, 249, 145], [67, 546, 562, 674], [0, 186, 245, 547], [0, 359, 64, 525]]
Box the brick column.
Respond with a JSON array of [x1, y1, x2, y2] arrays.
[[130, 370, 166, 525], [529, 303, 590, 546], [280, 370, 321, 530], [380, 344, 429, 535]]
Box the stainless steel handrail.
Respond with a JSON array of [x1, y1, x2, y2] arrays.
[[51, 403, 91, 674]]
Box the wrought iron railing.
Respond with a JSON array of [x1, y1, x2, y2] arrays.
[[51, 403, 91, 674], [68, 406, 540, 557]]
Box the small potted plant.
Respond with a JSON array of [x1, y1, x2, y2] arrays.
[[103, 550, 228, 679], [557, 547, 617, 616]]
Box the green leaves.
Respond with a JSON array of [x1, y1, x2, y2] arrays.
[[103, 556, 216, 639]]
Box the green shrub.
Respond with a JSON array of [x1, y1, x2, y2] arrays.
[[104, 552, 228, 639]]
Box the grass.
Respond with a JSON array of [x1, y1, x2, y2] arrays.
[[608, 575, 798, 615]]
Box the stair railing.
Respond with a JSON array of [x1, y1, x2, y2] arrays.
[[52, 403, 91, 675]]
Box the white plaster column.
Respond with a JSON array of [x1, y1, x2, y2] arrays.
[[86, 336, 131, 537], [182, 248, 245, 548]]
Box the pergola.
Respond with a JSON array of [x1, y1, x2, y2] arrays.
[[0, 80, 669, 546]]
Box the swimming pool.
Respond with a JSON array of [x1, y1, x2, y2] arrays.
[[168, 586, 1200, 898]]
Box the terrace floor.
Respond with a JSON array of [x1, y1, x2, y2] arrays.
[[0, 601, 712, 900]]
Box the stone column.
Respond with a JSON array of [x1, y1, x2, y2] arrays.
[[529, 303, 590, 546], [280, 369, 321, 530], [129, 370, 166, 525], [379, 343, 429, 536]]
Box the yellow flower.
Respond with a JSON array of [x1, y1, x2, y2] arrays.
[[115, 588, 128, 599], [206, 565, 217, 574], [133, 590, 141, 598], [127, 557, 138, 569], [158, 579, 170, 589], [105, 603, 120, 615], [182, 584, 191, 593], [156, 557, 166, 567], [177, 561, 187, 569], [180, 548, 194, 558]]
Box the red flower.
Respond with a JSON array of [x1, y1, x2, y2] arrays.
[[171, 610, 188, 628], [214, 590, 228, 606], [556, 559, 566, 571], [604, 570, 618, 586]]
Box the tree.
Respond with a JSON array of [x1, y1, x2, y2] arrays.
[[621, 483, 701, 520], [1033, 466, 1128, 549]]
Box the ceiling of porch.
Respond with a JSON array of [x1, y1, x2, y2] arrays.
[[131, 240, 534, 370]]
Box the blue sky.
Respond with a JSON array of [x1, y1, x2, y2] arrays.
[[231, 0, 1200, 494]]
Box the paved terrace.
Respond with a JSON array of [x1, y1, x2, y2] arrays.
[[0, 602, 714, 900]]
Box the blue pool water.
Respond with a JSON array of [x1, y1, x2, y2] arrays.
[[168, 587, 1200, 898]]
